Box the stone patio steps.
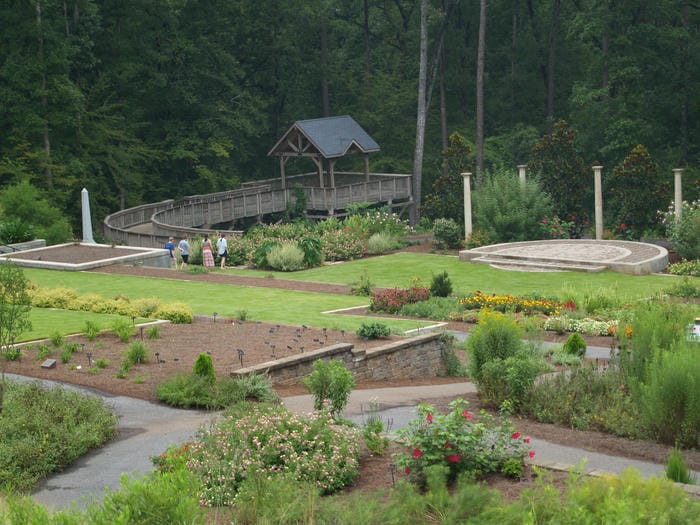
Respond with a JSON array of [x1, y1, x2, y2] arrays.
[[471, 254, 607, 272]]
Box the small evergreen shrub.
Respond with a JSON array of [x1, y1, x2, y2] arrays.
[[193, 353, 215, 381], [0, 218, 35, 244], [356, 321, 391, 339], [432, 218, 462, 249], [563, 332, 587, 357], [266, 242, 306, 271], [303, 359, 355, 417], [467, 311, 524, 382], [430, 270, 453, 297], [125, 341, 148, 365]]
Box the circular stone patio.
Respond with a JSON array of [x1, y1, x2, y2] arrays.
[[459, 239, 668, 275]]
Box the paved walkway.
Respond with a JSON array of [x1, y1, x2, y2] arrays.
[[20, 365, 699, 511]]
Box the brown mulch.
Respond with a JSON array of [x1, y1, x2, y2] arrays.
[[8, 240, 698, 500]]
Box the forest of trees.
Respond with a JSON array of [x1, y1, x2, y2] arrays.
[[0, 0, 698, 233]]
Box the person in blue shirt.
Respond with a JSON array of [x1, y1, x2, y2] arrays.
[[164, 237, 176, 268]]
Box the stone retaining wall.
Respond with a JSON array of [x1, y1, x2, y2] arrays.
[[231, 332, 446, 385]]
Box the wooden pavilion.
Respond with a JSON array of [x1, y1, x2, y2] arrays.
[[267, 115, 380, 189]]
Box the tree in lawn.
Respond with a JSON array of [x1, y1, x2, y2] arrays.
[[528, 120, 590, 237], [609, 144, 668, 239], [0, 262, 32, 413]]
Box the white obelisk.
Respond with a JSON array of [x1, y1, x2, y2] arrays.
[[81, 188, 95, 243]]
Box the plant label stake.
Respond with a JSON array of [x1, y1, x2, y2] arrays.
[[237, 348, 245, 367], [86, 352, 92, 367]]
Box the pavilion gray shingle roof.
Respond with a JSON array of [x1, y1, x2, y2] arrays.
[[269, 115, 380, 159]]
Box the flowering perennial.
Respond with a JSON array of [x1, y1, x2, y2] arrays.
[[370, 286, 431, 314], [459, 290, 562, 316], [187, 405, 360, 506], [395, 398, 533, 483]]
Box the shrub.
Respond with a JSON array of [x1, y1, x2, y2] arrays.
[[112, 318, 134, 342], [303, 359, 355, 417], [252, 239, 280, 268], [297, 236, 323, 267], [84, 320, 101, 341], [356, 321, 391, 339], [440, 336, 468, 377], [0, 219, 35, 244], [666, 447, 697, 484], [667, 260, 700, 277], [36, 343, 50, 360], [153, 302, 194, 323], [320, 228, 366, 261], [366, 232, 399, 254], [467, 311, 524, 382], [563, 332, 587, 357], [156, 373, 277, 409], [4, 346, 20, 361], [370, 286, 430, 314], [49, 330, 64, 348], [0, 381, 115, 492], [665, 276, 700, 298], [478, 354, 540, 410], [193, 353, 215, 381], [401, 296, 460, 320], [188, 404, 360, 505], [432, 218, 462, 250], [147, 325, 160, 340], [266, 242, 306, 271], [661, 199, 700, 260], [362, 402, 390, 455], [349, 269, 373, 296], [472, 168, 554, 243], [394, 398, 533, 485], [125, 341, 148, 365], [430, 270, 453, 297], [60, 347, 73, 364], [638, 345, 700, 448]]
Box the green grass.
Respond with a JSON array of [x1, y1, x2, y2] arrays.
[[24, 268, 436, 335], [20, 309, 148, 343], [21, 253, 682, 340], [224, 253, 677, 301]]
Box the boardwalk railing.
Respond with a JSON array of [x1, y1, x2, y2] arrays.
[[104, 172, 412, 248]]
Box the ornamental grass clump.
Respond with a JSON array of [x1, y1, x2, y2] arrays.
[[188, 403, 360, 506], [395, 398, 534, 484]]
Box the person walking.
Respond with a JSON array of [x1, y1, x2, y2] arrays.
[[216, 233, 228, 269], [201, 234, 215, 268], [177, 237, 190, 270], [164, 237, 176, 268]]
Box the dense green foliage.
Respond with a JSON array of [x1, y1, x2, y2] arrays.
[[0, 381, 115, 492], [156, 372, 277, 409], [1, 1, 698, 233], [303, 359, 355, 417]]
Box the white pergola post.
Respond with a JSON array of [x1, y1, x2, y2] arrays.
[[673, 168, 683, 222], [517, 164, 527, 189], [592, 165, 603, 240], [462, 172, 472, 239]]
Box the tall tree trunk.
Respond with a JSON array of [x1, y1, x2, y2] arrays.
[[36, 0, 53, 190], [476, 0, 487, 176], [412, 0, 429, 225], [545, 0, 561, 132], [321, 23, 330, 117], [440, 45, 448, 177]]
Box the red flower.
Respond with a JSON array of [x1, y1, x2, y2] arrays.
[[445, 442, 452, 449], [462, 410, 473, 420], [524, 435, 531, 444], [512, 431, 521, 440], [413, 448, 422, 458], [620, 223, 626, 230], [404, 466, 411, 475], [426, 413, 433, 423], [447, 454, 461, 463], [529, 450, 536, 459], [542, 218, 548, 223]]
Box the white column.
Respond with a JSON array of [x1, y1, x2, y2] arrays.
[[462, 172, 472, 239], [81, 188, 95, 244], [517, 164, 527, 189], [673, 168, 683, 222], [592, 166, 603, 240]]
